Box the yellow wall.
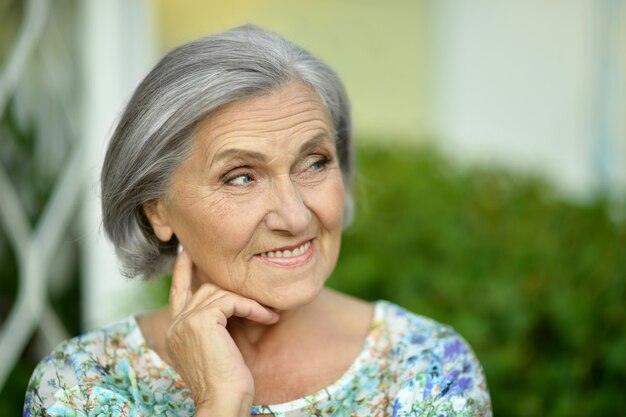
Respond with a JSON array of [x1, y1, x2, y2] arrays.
[[155, 0, 432, 142]]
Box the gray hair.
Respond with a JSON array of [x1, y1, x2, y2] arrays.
[[101, 25, 353, 279]]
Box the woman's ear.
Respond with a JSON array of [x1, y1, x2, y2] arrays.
[[143, 200, 174, 242]]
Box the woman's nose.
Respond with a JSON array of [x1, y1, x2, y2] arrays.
[[264, 176, 311, 234]]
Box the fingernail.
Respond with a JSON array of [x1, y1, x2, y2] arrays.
[[177, 243, 184, 254]]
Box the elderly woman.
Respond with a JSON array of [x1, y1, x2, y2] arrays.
[[25, 25, 491, 416]]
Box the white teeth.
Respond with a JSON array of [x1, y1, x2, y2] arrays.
[[261, 241, 310, 258]]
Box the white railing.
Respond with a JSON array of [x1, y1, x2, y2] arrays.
[[0, 0, 73, 390], [0, 0, 156, 394]]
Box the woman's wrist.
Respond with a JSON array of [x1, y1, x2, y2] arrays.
[[194, 392, 254, 417]]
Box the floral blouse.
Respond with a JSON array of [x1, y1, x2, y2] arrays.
[[24, 300, 492, 416]]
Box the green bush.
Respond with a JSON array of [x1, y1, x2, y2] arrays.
[[331, 144, 626, 416]]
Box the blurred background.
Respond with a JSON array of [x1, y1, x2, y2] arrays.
[[1, 0, 625, 415]]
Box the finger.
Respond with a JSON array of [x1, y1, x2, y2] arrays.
[[208, 293, 280, 326], [178, 281, 255, 316], [169, 244, 193, 317]]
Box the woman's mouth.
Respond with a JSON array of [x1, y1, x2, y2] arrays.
[[260, 240, 311, 258], [255, 240, 314, 267]]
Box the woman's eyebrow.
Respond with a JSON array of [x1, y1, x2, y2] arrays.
[[213, 133, 332, 163], [299, 133, 333, 155], [214, 148, 268, 163]]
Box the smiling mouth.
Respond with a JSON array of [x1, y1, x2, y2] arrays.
[[259, 240, 311, 258], [255, 240, 314, 267]]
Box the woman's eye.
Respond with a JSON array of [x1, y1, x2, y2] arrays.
[[225, 173, 253, 185], [309, 157, 330, 171]]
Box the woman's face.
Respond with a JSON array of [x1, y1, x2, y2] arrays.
[[147, 81, 345, 311]]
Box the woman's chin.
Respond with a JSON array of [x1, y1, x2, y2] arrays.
[[261, 283, 325, 313]]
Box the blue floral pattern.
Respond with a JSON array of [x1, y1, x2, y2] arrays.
[[24, 301, 491, 416]]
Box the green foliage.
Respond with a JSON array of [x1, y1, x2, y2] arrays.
[[330, 144, 626, 416]]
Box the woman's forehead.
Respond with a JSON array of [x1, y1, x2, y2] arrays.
[[193, 82, 334, 159]]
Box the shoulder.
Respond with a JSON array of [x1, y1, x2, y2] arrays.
[[376, 301, 493, 416], [377, 301, 461, 350], [24, 317, 144, 414], [36, 316, 144, 377]]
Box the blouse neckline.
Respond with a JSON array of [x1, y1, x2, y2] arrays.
[[128, 300, 387, 413]]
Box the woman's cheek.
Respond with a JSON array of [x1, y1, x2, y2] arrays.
[[317, 176, 345, 226]]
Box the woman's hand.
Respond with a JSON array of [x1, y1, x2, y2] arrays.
[[165, 246, 279, 417]]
